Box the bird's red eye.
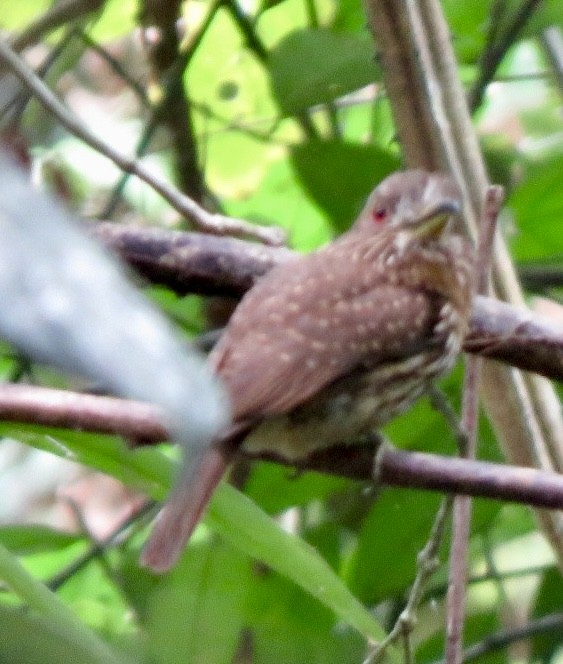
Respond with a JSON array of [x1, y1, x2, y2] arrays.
[[372, 208, 388, 223]]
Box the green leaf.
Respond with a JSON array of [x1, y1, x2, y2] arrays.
[[0, 543, 130, 664], [530, 568, 563, 661], [224, 157, 333, 251], [0, 525, 80, 555], [245, 461, 353, 514], [7, 423, 391, 650], [290, 140, 400, 233], [0, 424, 173, 499], [269, 29, 379, 116], [245, 569, 365, 664], [142, 541, 251, 664], [0, 605, 131, 664], [442, 0, 490, 64], [346, 489, 443, 603], [206, 483, 397, 654], [508, 153, 563, 261]]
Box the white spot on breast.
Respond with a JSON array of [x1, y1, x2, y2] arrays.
[[306, 358, 318, 369], [287, 328, 305, 341], [280, 352, 292, 363]]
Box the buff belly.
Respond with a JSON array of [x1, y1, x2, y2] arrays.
[[241, 345, 457, 460]]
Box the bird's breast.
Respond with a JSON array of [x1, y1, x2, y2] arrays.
[[241, 315, 462, 461]]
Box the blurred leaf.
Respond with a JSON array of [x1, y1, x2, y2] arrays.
[[142, 540, 251, 664], [1, 423, 388, 646], [245, 570, 365, 664], [0, 424, 173, 499], [206, 483, 394, 648], [0, 605, 132, 664], [512, 0, 563, 39], [508, 153, 563, 261], [530, 568, 563, 661], [224, 157, 333, 251], [188, 10, 277, 122], [0, 525, 80, 555], [346, 489, 442, 603], [245, 461, 353, 514], [88, 0, 136, 41], [442, 0, 490, 64], [332, 0, 367, 33], [269, 29, 379, 116], [291, 140, 400, 232], [416, 608, 501, 664], [0, 1, 51, 30]]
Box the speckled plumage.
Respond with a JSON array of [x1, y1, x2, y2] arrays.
[[142, 169, 475, 572]]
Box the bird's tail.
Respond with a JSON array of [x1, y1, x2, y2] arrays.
[[140, 443, 231, 573]]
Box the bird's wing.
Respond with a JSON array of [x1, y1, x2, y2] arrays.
[[210, 251, 441, 420]]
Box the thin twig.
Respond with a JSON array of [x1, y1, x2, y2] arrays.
[[363, 497, 453, 664], [460, 612, 563, 663], [445, 186, 504, 664], [47, 501, 156, 591], [0, 36, 286, 246], [468, 0, 544, 111]]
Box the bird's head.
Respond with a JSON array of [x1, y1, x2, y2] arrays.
[[353, 170, 462, 239]]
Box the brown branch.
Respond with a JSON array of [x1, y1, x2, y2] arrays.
[[446, 186, 503, 664], [0, 383, 167, 443], [91, 222, 294, 295], [2, 383, 563, 511], [140, 0, 206, 203], [90, 222, 563, 382]]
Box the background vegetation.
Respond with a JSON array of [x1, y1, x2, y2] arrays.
[[0, 1, 562, 662]]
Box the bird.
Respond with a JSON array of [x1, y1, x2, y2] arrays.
[[141, 169, 475, 572]]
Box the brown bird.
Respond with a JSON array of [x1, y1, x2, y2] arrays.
[[141, 169, 475, 572]]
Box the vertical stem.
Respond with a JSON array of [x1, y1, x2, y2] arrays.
[[445, 187, 503, 663]]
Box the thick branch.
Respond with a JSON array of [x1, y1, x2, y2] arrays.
[[91, 222, 563, 382], [1, 383, 563, 510]]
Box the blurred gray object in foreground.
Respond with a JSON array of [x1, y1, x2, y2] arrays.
[[0, 152, 229, 454]]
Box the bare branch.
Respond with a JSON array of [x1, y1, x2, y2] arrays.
[[91, 222, 563, 382], [446, 186, 504, 664], [2, 383, 563, 511]]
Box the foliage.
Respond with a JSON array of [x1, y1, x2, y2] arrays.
[[0, 1, 562, 663]]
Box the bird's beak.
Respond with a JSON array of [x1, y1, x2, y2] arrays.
[[411, 199, 460, 238]]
